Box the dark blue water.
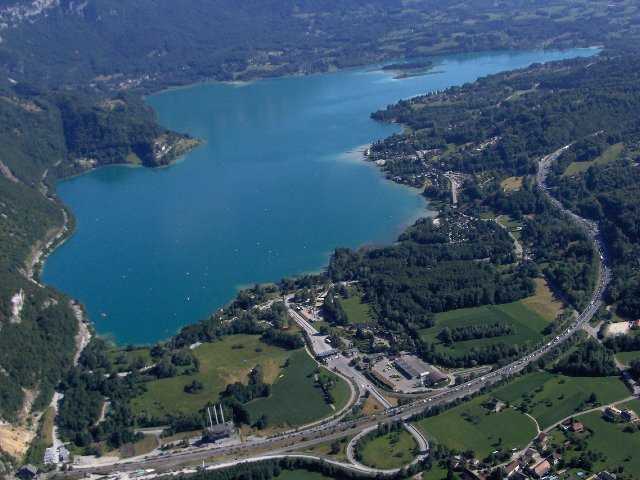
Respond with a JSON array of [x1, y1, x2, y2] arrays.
[[43, 48, 597, 344]]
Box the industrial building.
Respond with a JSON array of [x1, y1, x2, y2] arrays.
[[202, 404, 235, 443], [394, 354, 448, 387]]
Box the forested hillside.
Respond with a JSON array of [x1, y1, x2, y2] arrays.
[[368, 51, 640, 334], [550, 136, 640, 319], [0, 87, 197, 432], [0, 0, 638, 90]]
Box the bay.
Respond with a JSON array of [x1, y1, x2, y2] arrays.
[[43, 48, 597, 344]]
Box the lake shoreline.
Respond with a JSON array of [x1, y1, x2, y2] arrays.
[[42, 48, 600, 347]]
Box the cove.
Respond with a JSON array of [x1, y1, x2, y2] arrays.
[[43, 48, 598, 345]]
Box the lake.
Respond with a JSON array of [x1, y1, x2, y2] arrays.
[[43, 48, 597, 344]]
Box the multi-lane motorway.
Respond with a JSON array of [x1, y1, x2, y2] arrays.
[[72, 144, 615, 479]]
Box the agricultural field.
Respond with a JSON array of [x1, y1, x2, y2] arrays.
[[341, 294, 375, 325], [358, 428, 418, 470], [553, 411, 640, 478], [419, 301, 551, 359], [492, 371, 630, 429], [563, 142, 624, 177], [500, 176, 524, 192], [131, 335, 294, 420], [419, 279, 563, 360], [246, 350, 351, 427], [521, 278, 565, 321], [414, 395, 537, 459]]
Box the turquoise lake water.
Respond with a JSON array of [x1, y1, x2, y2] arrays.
[[43, 48, 597, 344]]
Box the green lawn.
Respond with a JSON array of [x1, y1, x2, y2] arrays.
[[414, 395, 537, 459], [359, 429, 417, 470], [419, 300, 551, 359], [493, 371, 630, 429], [563, 142, 624, 177], [615, 350, 640, 366], [421, 465, 449, 480], [246, 350, 351, 427], [341, 294, 375, 325], [557, 411, 640, 477], [131, 335, 293, 420]]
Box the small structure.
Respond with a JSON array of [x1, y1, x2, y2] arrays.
[[43, 445, 71, 466], [16, 465, 38, 480], [43, 447, 58, 465], [530, 459, 551, 478], [570, 420, 584, 433], [622, 409, 638, 422], [598, 472, 617, 480], [504, 460, 520, 477], [202, 405, 234, 443], [536, 432, 548, 448], [604, 406, 622, 420], [394, 354, 447, 386], [316, 348, 339, 359]]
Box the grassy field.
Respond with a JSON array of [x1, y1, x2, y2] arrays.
[[419, 279, 563, 360], [119, 434, 159, 458], [246, 350, 351, 427], [496, 214, 523, 240], [341, 294, 375, 325], [131, 335, 293, 419], [359, 429, 417, 470], [521, 278, 565, 320], [299, 436, 350, 462], [414, 395, 537, 458], [420, 302, 550, 358], [615, 350, 640, 366], [421, 465, 449, 480], [492, 371, 630, 429], [500, 176, 523, 192], [556, 411, 640, 478], [563, 142, 624, 177]]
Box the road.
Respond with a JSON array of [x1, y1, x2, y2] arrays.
[[65, 144, 615, 479]]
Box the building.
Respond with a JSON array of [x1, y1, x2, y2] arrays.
[[202, 405, 235, 443], [43, 447, 58, 465], [504, 460, 520, 478], [16, 465, 38, 480], [622, 409, 638, 422], [43, 445, 71, 466], [530, 459, 551, 478], [597, 472, 617, 480], [316, 348, 339, 359], [604, 406, 622, 420], [570, 420, 584, 433], [394, 354, 448, 386]]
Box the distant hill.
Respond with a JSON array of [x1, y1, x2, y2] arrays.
[[0, 0, 637, 90]]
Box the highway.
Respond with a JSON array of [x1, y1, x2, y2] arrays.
[[68, 144, 615, 479]]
